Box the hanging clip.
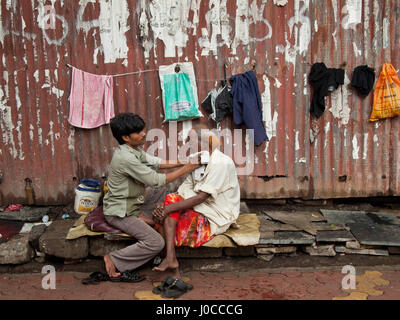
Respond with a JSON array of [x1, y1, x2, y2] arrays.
[[251, 60, 257, 71], [220, 63, 227, 87], [175, 63, 181, 73]]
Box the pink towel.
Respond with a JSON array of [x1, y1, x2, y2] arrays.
[[68, 67, 115, 129]]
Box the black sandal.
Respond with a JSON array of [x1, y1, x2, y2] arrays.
[[109, 270, 145, 283], [161, 278, 193, 299], [152, 276, 176, 294], [81, 271, 110, 285]]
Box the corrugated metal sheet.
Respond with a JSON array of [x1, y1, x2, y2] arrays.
[[0, 0, 399, 205]]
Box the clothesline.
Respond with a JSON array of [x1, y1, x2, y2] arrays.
[[65, 63, 216, 82]]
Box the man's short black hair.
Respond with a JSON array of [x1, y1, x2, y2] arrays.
[[110, 113, 146, 145]]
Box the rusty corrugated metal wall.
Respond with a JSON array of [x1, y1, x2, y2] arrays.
[[0, 0, 399, 205]]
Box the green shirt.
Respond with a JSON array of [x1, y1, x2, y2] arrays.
[[103, 144, 166, 218]]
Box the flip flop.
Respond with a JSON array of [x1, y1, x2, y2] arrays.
[[81, 271, 110, 285], [161, 278, 193, 299], [109, 270, 145, 283], [152, 276, 176, 295]]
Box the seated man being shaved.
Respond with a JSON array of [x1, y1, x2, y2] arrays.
[[153, 124, 240, 273]]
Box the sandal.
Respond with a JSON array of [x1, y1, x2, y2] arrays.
[[109, 270, 145, 283], [161, 278, 193, 299], [81, 271, 110, 285], [152, 276, 176, 295]]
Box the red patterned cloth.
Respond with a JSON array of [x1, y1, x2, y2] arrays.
[[164, 193, 214, 248]]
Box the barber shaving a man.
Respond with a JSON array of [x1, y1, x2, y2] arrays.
[[152, 124, 241, 276], [102, 113, 201, 280]]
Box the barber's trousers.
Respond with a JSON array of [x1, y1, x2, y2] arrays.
[[104, 215, 165, 272]]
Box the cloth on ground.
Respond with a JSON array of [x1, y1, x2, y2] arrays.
[[0, 220, 25, 244], [229, 70, 268, 146], [351, 65, 375, 96], [68, 67, 115, 129], [309, 62, 345, 118], [203, 214, 260, 247]]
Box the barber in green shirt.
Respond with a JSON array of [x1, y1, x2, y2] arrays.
[[102, 113, 200, 280]]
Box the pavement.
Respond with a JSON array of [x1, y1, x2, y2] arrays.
[[1, 257, 400, 300]]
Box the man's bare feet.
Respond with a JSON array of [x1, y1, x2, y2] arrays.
[[104, 254, 121, 278], [152, 257, 179, 272]]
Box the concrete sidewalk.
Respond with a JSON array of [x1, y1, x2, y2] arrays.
[[0, 265, 399, 300]]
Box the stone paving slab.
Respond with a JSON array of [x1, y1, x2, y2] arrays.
[[259, 231, 315, 245], [321, 209, 400, 247], [316, 230, 355, 243]]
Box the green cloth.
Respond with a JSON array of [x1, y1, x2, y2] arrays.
[[103, 144, 166, 218]]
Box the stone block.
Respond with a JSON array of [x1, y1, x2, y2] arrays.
[[224, 246, 255, 257], [335, 246, 389, 256], [89, 237, 136, 257], [256, 246, 297, 255], [39, 220, 89, 260], [28, 224, 47, 251], [304, 244, 336, 256], [0, 233, 35, 264], [257, 254, 274, 262], [346, 240, 361, 249], [176, 247, 223, 258]]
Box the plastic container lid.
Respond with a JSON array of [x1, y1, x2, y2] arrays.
[[80, 178, 100, 188], [77, 185, 101, 193]]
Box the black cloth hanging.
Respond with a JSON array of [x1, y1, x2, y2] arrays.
[[351, 65, 375, 96], [201, 86, 233, 124], [309, 62, 345, 118]]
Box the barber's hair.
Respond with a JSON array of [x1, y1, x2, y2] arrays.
[[110, 113, 145, 145]]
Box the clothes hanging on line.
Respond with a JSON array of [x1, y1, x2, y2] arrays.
[[201, 85, 233, 125], [309, 62, 345, 118], [229, 70, 268, 146], [351, 65, 375, 96], [68, 67, 115, 129]]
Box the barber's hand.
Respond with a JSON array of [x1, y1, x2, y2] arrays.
[[185, 155, 202, 171]]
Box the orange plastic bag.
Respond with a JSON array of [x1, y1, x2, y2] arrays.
[[370, 63, 400, 121]]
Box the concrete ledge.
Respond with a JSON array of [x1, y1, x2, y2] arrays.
[[0, 234, 35, 264], [224, 246, 255, 257], [39, 220, 89, 260], [176, 247, 223, 258]]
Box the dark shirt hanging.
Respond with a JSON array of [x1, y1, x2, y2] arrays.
[[351, 65, 375, 96], [309, 62, 345, 118], [201, 85, 233, 124], [229, 70, 268, 146]]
